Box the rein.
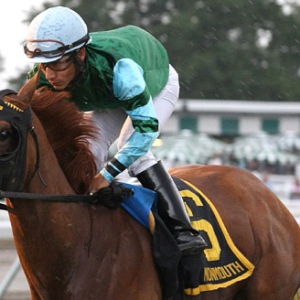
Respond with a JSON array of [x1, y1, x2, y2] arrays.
[[0, 182, 134, 211], [0, 193, 97, 211], [0, 191, 102, 210]]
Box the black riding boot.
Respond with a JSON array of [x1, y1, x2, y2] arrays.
[[137, 161, 207, 255]]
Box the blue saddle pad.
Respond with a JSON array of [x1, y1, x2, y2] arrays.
[[120, 182, 157, 229]]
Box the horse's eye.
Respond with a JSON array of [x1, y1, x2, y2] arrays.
[[0, 130, 11, 140]]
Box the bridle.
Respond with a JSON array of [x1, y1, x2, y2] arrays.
[[0, 90, 37, 192], [0, 89, 47, 210]]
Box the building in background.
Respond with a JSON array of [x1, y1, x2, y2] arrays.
[[163, 99, 300, 138]]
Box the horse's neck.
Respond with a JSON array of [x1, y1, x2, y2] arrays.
[[8, 115, 76, 246], [7, 116, 88, 291], [26, 116, 74, 195]]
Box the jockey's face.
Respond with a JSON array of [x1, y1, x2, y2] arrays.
[[40, 48, 86, 91]]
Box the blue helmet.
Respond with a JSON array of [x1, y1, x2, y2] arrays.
[[24, 6, 91, 63]]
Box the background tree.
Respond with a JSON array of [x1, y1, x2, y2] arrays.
[[11, 0, 300, 101]]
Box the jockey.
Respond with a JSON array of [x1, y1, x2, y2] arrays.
[[23, 6, 207, 255]]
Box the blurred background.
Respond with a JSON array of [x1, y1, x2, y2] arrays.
[[2, 0, 300, 298]]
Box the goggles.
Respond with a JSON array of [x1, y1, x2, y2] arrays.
[[24, 34, 90, 59], [40, 53, 76, 72]]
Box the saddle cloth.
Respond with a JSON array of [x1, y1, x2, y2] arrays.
[[120, 177, 255, 300]]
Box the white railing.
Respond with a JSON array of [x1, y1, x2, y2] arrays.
[[0, 257, 21, 299], [0, 210, 12, 240]]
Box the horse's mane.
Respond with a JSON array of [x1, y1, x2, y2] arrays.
[[31, 87, 98, 194]]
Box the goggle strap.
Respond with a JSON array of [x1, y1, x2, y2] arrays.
[[58, 34, 90, 53], [25, 33, 90, 58]]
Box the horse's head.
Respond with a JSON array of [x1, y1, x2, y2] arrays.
[[0, 69, 41, 191]]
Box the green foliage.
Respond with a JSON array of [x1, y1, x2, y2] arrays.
[[162, 0, 300, 100], [6, 0, 300, 101]]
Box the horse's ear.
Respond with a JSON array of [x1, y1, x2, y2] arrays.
[[17, 66, 42, 108]]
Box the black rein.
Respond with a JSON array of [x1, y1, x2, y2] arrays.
[[0, 182, 134, 211], [0, 191, 103, 211]]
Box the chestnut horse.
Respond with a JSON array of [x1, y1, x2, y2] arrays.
[[1, 73, 300, 300]]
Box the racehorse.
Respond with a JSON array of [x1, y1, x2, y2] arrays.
[[1, 71, 300, 300]]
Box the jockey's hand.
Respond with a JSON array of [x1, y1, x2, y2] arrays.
[[89, 173, 110, 194]]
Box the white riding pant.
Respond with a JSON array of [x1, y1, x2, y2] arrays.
[[85, 64, 180, 177]]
